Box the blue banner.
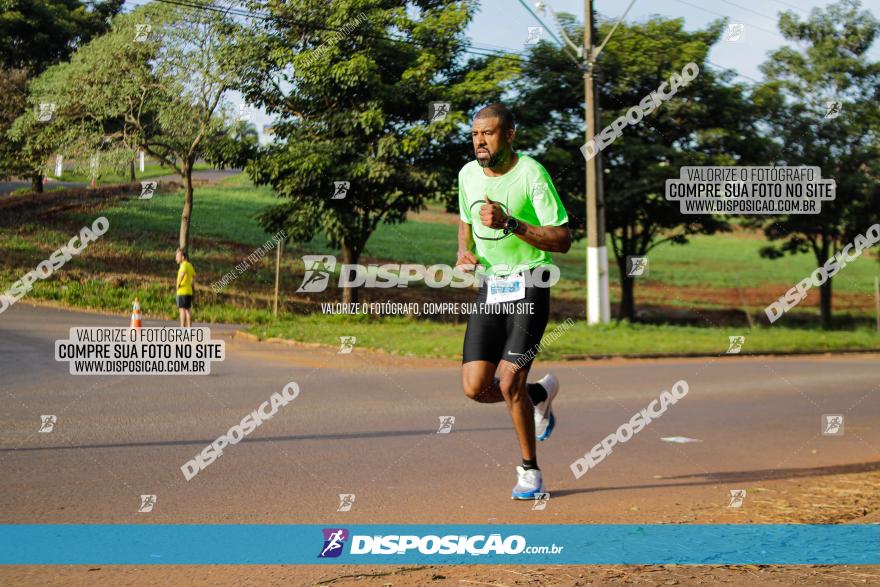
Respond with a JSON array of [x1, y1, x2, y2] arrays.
[[1, 524, 878, 565]]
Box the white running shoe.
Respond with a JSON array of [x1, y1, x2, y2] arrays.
[[511, 466, 544, 500], [533, 373, 559, 441]]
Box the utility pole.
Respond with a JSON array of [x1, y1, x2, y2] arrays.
[[537, 0, 627, 323], [584, 0, 610, 323]]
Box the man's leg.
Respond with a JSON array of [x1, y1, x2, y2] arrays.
[[496, 360, 535, 462], [184, 309, 192, 328], [178, 307, 185, 328], [461, 360, 504, 403], [461, 286, 505, 402]]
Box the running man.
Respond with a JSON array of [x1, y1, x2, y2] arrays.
[[175, 248, 196, 328], [457, 103, 571, 499]]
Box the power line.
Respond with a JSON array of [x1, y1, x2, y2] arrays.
[[769, 0, 809, 14], [515, 0, 583, 68], [594, 0, 638, 60], [142, 0, 765, 86], [706, 59, 761, 83], [672, 0, 783, 38], [515, 0, 566, 47], [149, 0, 541, 66], [714, 0, 780, 23]]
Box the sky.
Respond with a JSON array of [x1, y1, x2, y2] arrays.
[[469, 0, 880, 83], [121, 0, 880, 142]]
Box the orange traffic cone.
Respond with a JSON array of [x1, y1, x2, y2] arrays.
[[130, 298, 142, 328]]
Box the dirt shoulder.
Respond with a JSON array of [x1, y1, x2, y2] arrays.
[[4, 465, 880, 586]]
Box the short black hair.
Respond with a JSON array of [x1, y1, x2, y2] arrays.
[[176, 248, 188, 260], [474, 103, 516, 133]]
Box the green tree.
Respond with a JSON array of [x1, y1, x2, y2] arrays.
[[512, 15, 767, 321], [0, 0, 121, 69], [13, 2, 240, 251], [0, 69, 32, 185], [0, 0, 122, 191], [237, 0, 518, 303], [752, 0, 880, 328], [204, 119, 259, 170]]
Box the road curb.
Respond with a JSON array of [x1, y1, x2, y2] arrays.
[[233, 330, 335, 350], [560, 349, 880, 360]]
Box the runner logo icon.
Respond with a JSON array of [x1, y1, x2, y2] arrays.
[[532, 492, 550, 510], [627, 256, 648, 277], [38, 415, 57, 433], [526, 26, 543, 45], [319, 528, 349, 558], [138, 494, 157, 513], [337, 494, 356, 512], [429, 102, 450, 121], [436, 416, 455, 434], [822, 414, 844, 436], [338, 336, 356, 354], [726, 336, 745, 354], [37, 102, 56, 123], [134, 23, 151, 42], [728, 489, 746, 508], [298, 255, 336, 293], [824, 101, 842, 119], [140, 181, 157, 200], [725, 23, 744, 42], [332, 181, 350, 200]]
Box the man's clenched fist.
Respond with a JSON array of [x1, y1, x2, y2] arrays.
[[456, 249, 479, 272], [480, 195, 508, 229]]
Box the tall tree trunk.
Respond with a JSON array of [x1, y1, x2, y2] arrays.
[[179, 161, 194, 253], [820, 277, 833, 330], [816, 237, 832, 330], [616, 227, 636, 321], [341, 241, 360, 305], [619, 267, 636, 321], [31, 174, 43, 193], [129, 160, 136, 182]]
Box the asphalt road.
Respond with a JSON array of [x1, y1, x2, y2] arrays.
[[1, 303, 878, 529]]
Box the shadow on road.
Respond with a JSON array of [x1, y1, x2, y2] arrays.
[[551, 459, 880, 498], [0, 426, 513, 453]]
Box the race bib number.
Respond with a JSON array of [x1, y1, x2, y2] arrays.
[[486, 274, 526, 305]]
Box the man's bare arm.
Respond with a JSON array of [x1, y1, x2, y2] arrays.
[[479, 196, 571, 253], [458, 220, 475, 257], [457, 220, 478, 269], [511, 221, 571, 253]]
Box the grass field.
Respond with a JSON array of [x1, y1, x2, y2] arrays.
[[249, 314, 880, 359], [302, 202, 879, 314], [295, 202, 878, 297], [0, 173, 281, 325], [1, 172, 878, 357]]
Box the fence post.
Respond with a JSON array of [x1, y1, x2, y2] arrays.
[[273, 238, 284, 318]]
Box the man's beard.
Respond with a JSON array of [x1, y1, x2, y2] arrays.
[[476, 147, 506, 168]]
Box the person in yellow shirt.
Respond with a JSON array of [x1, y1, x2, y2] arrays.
[[175, 248, 196, 328]]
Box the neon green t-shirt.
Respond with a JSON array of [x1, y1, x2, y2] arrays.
[[176, 260, 196, 296], [458, 154, 568, 276]]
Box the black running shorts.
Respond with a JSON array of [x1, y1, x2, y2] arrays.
[[462, 276, 550, 369], [176, 295, 193, 310]]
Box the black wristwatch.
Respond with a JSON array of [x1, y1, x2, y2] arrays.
[[503, 217, 519, 235]]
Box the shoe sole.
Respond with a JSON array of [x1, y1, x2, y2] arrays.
[[511, 486, 545, 500], [537, 411, 555, 442], [535, 375, 558, 441]]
